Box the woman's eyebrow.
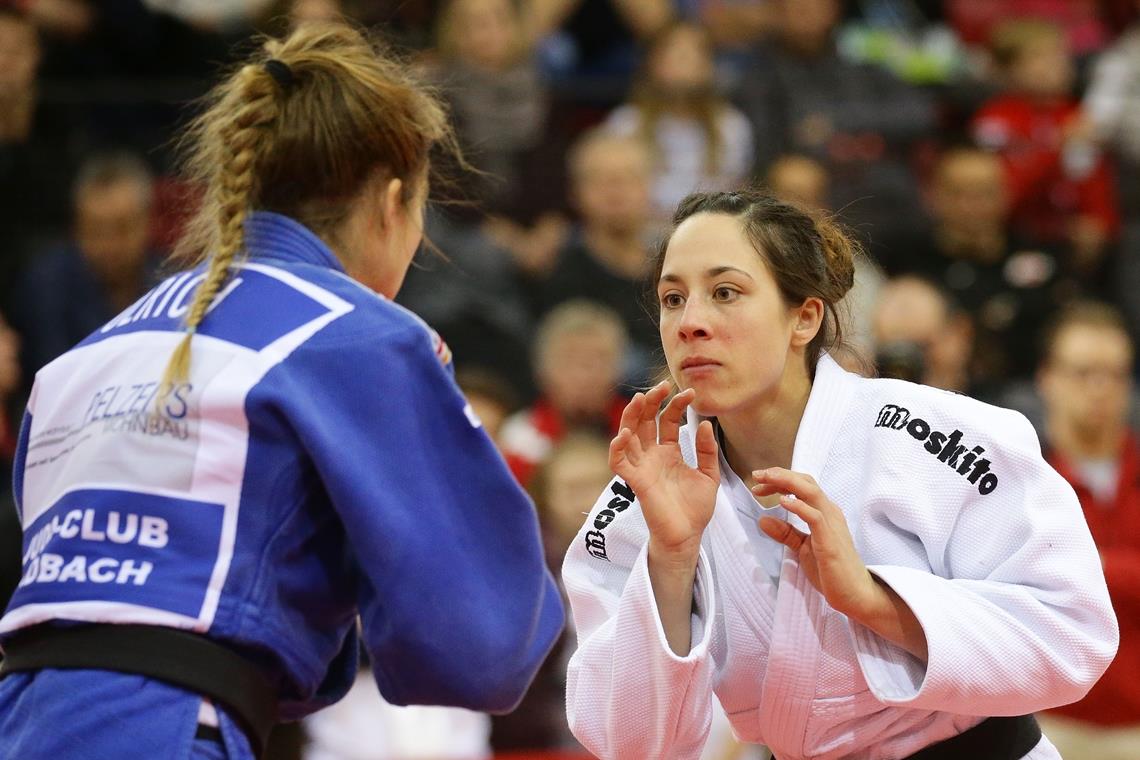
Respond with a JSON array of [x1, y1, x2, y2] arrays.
[[659, 265, 754, 284]]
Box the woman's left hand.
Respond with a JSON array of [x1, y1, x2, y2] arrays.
[[752, 467, 878, 619], [753, 468, 929, 661]]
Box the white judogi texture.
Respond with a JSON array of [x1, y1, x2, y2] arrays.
[[563, 355, 1118, 760]]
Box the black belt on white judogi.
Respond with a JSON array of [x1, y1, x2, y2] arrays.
[[774, 713, 1043, 760]]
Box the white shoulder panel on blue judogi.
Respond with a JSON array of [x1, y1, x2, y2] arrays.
[[2, 262, 352, 634]]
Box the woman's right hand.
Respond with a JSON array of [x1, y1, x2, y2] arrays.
[[609, 381, 721, 561]]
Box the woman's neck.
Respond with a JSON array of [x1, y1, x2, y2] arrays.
[[717, 360, 813, 489]]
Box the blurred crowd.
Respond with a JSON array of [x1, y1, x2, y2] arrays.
[[1, 0, 1140, 758]]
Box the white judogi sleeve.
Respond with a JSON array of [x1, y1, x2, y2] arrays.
[[562, 476, 718, 760], [850, 405, 1119, 716]]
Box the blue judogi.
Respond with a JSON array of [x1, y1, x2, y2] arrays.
[[0, 212, 564, 758]]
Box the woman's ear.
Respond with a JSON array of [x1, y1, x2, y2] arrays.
[[379, 177, 404, 231], [791, 297, 825, 348]]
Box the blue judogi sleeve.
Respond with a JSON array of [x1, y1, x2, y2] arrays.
[[279, 310, 564, 713]]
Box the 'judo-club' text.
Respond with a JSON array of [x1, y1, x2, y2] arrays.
[[18, 509, 170, 588]]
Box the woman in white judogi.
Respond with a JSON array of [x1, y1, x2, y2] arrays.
[[562, 190, 1119, 760]]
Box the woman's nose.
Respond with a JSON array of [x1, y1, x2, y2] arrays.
[[677, 299, 711, 340]]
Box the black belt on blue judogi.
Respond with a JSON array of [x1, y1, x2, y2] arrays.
[[0, 623, 276, 758], [774, 713, 1042, 760]]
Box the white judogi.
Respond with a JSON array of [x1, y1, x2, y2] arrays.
[[563, 355, 1118, 760]]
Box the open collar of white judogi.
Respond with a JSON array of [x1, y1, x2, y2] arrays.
[[681, 352, 860, 482]]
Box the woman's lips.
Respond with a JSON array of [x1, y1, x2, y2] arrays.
[[680, 357, 720, 373]]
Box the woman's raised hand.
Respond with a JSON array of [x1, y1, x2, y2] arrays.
[[752, 469, 879, 618], [609, 381, 720, 559], [752, 468, 930, 661]]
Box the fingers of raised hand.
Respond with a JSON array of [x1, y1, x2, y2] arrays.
[[643, 379, 672, 409], [636, 380, 672, 444], [759, 515, 807, 551], [752, 468, 829, 511], [658, 388, 694, 445], [694, 419, 720, 480], [769, 491, 826, 532], [750, 482, 782, 497], [618, 392, 645, 434], [609, 427, 643, 471]]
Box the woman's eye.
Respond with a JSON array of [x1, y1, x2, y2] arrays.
[[713, 286, 739, 302], [661, 293, 684, 308]]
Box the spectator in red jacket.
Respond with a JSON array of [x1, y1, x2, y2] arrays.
[[972, 19, 1119, 274], [1037, 301, 1140, 759]]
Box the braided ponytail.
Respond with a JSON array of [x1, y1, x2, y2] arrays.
[[160, 22, 453, 391], [162, 66, 279, 386]]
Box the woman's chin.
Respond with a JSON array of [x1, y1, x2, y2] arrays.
[[688, 394, 722, 419]]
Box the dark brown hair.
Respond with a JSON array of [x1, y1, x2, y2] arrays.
[[649, 189, 858, 373], [163, 21, 457, 385]]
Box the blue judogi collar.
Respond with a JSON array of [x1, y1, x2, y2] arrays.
[[243, 212, 346, 274]]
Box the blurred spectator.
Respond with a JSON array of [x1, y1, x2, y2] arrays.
[[1083, 9, 1140, 219], [523, 0, 674, 91], [397, 208, 536, 399], [532, 129, 659, 385], [604, 20, 753, 227], [766, 154, 883, 358], [456, 367, 521, 446], [736, 0, 936, 250], [280, 0, 344, 27], [945, 0, 1110, 60], [262, 0, 441, 40], [8, 151, 159, 382], [1035, 302, 1140, 760], [492, 432, 612, 753], [533, 432, 614, 560], [972, 19, 1119, 272], [765, 153, 829, 210], [20, 0, 93, 39], [0, 9, 40, 155], [500, 301, 630, 486], [259, 2, 442, 49], [0, 313, 22, 611], [871, 275, 975, 394], [679, 0, 776, 51], [143, 0, 276, 33], [430, 0, 574, 279], [22, 3, 244, 171], [898, 146, 1074, 380], [431, 0, 552, 220], [0, 8, 76, 275]]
